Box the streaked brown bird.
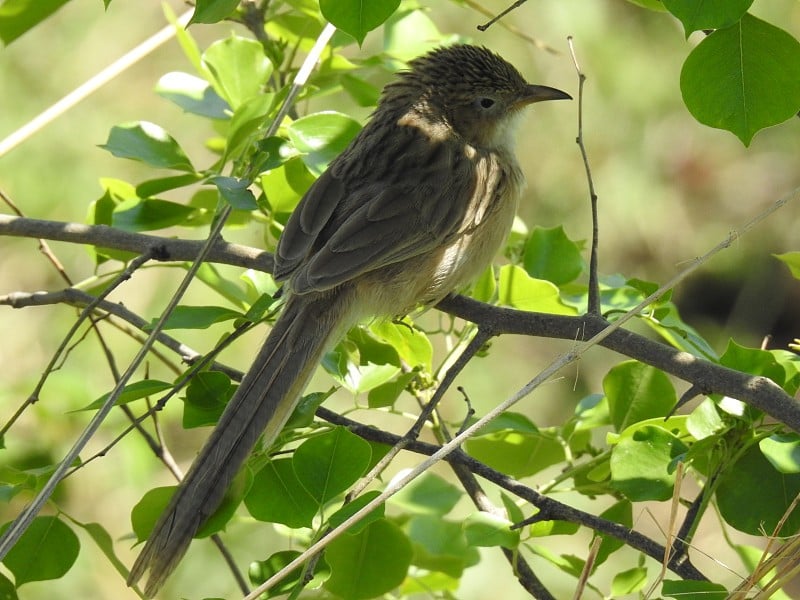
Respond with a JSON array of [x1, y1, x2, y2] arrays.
[[128, 44, 570, 596]]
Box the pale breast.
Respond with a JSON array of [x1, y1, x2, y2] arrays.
[[355, 149, 524, 317]]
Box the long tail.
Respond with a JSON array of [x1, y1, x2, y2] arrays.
[[128, 289, 353, 597]]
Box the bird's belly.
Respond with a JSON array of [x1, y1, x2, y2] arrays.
[[356, 188, 519, 317]]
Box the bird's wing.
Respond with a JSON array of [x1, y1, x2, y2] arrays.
[[274, 127, 488, 294]]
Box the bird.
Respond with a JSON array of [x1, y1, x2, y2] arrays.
[[128, 43, 570, 596]]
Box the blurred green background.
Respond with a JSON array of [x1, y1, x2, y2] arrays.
[[1, 0, 799, 598]]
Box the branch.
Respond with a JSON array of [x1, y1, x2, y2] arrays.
[[437, 295, 800, 433], [0, 215, 274, 272], [316, 408, 706, 581], [3, 213, 798, 432]]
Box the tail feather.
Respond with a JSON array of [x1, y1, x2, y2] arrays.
[[128, 290, 352, 596]]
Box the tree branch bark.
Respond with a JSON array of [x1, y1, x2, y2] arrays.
[[2, 214, 798, 432]]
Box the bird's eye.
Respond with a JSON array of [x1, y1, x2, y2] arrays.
[[477, 97, 495, 109]]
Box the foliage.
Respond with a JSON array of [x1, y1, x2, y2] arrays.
[[1, 1, 799, 599]]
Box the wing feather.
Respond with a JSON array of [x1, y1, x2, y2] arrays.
[[276, 120, 484, 294]]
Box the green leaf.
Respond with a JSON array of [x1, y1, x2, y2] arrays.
[[132, 477, 247, 543], [497, 265, 576, 315], [592, 501, 632, 568], [260, 157, 316, 217], [227, 93, 279, 159], [367, 371, 416, 408], [527, 518, 580, 538], [400, 571, 459, 595], [325, 519, 412, 599], [155, 71, 230, 119], [717, 444, 800, 535], [202, 35, 273, 109], [0, 0, 71, 45], [112, 198, 196, 232], [286, 111, 362, 175], [0, 573, 16, 599], [254, 136, 300, 173], [340, 73, 381, 107], [211, 176, 258, 210], [369, 321, 432, 371], [190, 0, 240, 24], [662, 0, 753, 34], [320, 0, 400, 45], [406, 515, 479, 577], [282, 389, 335, 431], [153, 305, 243, 331], [328, 490, 385, 533], [603, 361, 677, 432], [775, 252, 800, 279], [466, 427, 565, 479], [383, 8, 441, 60], [720, 340, 788, 390], [610, 424, 689, 501], [526, 545, 585, 578], [100, 122, 194, 171], [249, 550, 330, 597], [183, 371, 234, 428], [79, 379, 172, 411], [136, 173, 203, 197], [686, 398, 725, 440], [130, 486, 175, 542], [462, 512, 519, 548], [611, 566, 648, 596], [662, 579, 728, 600], [522, 226, 584, 285], [244, 459, 317, 528], [390, 472, 462, 516], [293, 426, 371, 504], [760, 434, 800, 474], [680, 14, 800, 145], [73, 521, 130, 581], [1, 516, 79, 585]]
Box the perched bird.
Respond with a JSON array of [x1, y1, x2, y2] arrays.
[[128, 43, 570, 596]]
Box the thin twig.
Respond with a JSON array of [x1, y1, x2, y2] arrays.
[[0, 10, 194, 158], [567, 37, 600, 315], [476, 0, 528, 32]]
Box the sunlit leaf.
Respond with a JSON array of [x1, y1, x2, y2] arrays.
[[680, 14, 800, 145]]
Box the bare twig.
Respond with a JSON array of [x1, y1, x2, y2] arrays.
[[0, 10, 194, 158], [476, 0, 528, 33], [567, 37, 600, 315]]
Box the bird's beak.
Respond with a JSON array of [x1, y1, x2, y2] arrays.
[[519, 84, 572, 105]]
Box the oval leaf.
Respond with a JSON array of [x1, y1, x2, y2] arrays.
[[610, 425, 689, 501], [155, 71, 230, 119], [325, 518, 412, 599], [680, 14, 800, 145], [522, 225, 584, 285], [716, 444, 800, 535], [286, 111, 362, 175], [603, 361, 677, 432], [100, 121, 194, 171], [2, 516, 79, 585], [201, 35, 273, 109], [244, 458, 317, 528], [320, 0, 400, 45], [662, 0, 753, 34], [293, 426, 371, 504]]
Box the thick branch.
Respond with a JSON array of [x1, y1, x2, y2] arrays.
[[317, 408, 706, 581], [0, 215, 273, 272], [436, 295, 800, 433], [3, 214, 798, 431]]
